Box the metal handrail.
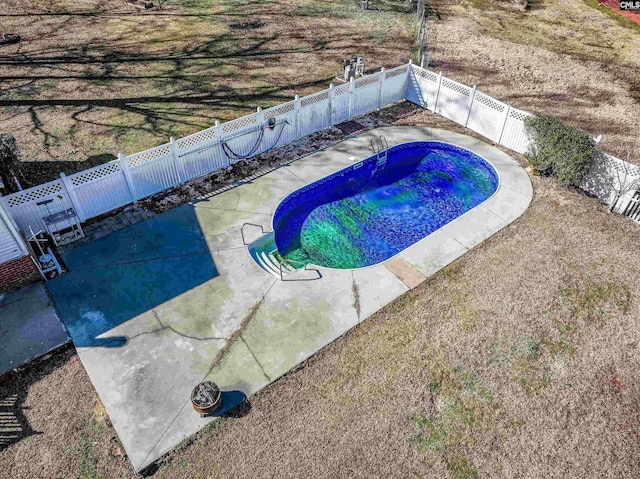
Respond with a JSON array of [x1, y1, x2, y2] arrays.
[[370, 138, 380, 159], [241, 222, 268, 245], [379, 135, 388, 154], [278, 257, 322, 281], [279, 257, 306, 281]]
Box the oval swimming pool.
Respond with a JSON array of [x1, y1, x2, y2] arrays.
[[273, 141, 499, 269]]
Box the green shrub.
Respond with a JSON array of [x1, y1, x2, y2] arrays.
[[524, 114, 597, 187]]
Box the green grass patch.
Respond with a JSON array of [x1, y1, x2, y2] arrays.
[[409, 357, 499, 477], [75, 404, 107, 479]]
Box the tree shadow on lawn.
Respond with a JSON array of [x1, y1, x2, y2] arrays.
[[0, 30, 333, 185], [46, 204, 220, 349]]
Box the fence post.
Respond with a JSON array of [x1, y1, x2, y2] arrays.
[[433, 71, 443, 114], [497, 105, 511, 145], [328, 83, 335, 127], [169, 137, 184, 185], [256, 107, 264, 155], [404, 60, 413, 103], [377, 67, 386, 110], [348, 76, 355, 121], [293, 95, 301, 140], [59, 172, 85, 222], [464, 85, 476, 127], [215, 120, 229, 168], [119, 153, 138, 202]]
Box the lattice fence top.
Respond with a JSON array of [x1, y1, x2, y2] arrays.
[[300, 90, 329, 108], [178, 127, 218, 151], [222, 114, 258, 135], [70, 162, 121, 186], [5, 182, 62, 207], [473, 92, 506, 113], [441, 78, 471, 96], [413, 67, 438, 83], [606, 154, 640, 177], [264, 101, 295, 119], [333, 83, 350, 96], [127, 144, 172, 168], [386, 65, 408, 78], [355, 73, 380, 89], [508, 108, 530, 122]]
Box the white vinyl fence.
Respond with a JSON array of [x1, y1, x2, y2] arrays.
[[2, 65, 409, 234], [404, 64, 640, 220], [405, 65, 532, 154], [2, 61, 639, 241]]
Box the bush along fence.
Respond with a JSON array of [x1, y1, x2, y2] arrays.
[[404, 64, 640, 221], [2, 62, 639, 240]]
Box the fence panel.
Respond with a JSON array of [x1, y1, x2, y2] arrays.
[[581, 152, 640, 208], [622, 191, 640, 223], [262, 100, 299, 150], [298, 90, 331, 138], [499, 107, 531, 154], [406, 66, 439, 110], [435, 76, 472, 125], [381, 64, 409, 106], [220, 113, 262, 163], [466, 91, 508, 142], [352, 72, 381, 118], [177, 126, 226, 181], [68, 162, 132, 220], [332, 83, 351, 124], [126, 143, 179, 199], [1, 180, 74, 233], [0, 204, 25, 263]]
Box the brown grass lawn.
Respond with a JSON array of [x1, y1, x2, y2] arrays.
[[0, 0, 413, 185], [1, 0, 640, 478]]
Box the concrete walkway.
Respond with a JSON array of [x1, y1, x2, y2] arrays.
[[0, 282, 69, 376], [47, 127, 532, 472]]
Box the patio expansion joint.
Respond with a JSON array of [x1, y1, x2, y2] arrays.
[[122, 310, 229, 344], [282, 166, 308, 185], [0, 294, 47, 309], [137, 279, 278, 469], [478, 203, 511, 227], [351, 271, 361, 321], [205, 278, 278, 377], [239, 334, 271, 383], [66, 250, 212, 274], [440, 228, 470, 252], [193, 204, 273, 216]]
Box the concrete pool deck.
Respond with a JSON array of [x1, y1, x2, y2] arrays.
[[47, 126, 532, 472]]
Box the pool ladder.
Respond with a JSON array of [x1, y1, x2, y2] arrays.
[[370, 135, 388, 172]]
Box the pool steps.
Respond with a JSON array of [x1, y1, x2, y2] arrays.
[[248, 231, 298, 278]]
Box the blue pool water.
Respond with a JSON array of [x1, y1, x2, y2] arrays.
[[273, 141, 499, 269]]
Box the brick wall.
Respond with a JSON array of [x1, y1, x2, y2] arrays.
[[0, 255, 40, 293]]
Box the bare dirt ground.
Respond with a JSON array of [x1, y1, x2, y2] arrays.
[[1, 1, 640, 478]]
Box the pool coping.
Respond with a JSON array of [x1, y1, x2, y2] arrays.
[[51, 126, 533, 473], [280, 126, 532, 281], [271, 139, 505, 273]]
